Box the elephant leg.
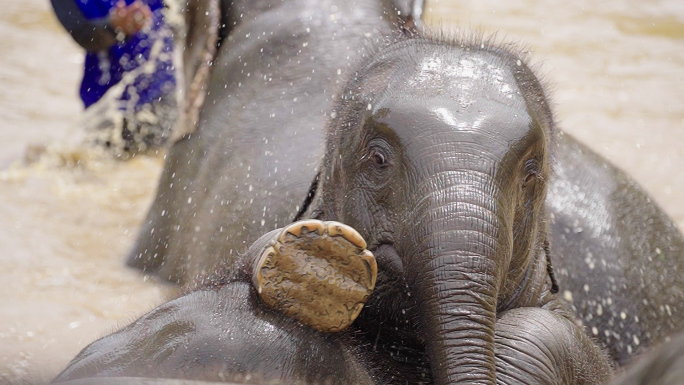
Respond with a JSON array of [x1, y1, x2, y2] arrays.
[[495, 306, 614, 385], [248, 227, 614, 384], [247, 220, 377, 333]]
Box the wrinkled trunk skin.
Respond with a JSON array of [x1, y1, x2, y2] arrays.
[[407, 171, 512, 384]]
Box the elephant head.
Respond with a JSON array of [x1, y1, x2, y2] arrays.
[[301, 36, 558, 384]]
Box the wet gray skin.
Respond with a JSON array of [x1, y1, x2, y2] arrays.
[[607, 331, 684, 385], [51, 280, 378, 384], [128, 0, 682, 368], [127, 0, 418, 282], [549, 133, 684, 365], [52, 336, 684, 385]]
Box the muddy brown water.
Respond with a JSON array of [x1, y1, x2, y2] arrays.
[[0, 0, 682, 382]]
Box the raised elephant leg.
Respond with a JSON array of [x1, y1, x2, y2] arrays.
[[247, 220, 377, 333], [252, 220, 614, 384], [495, 306, 613, 385]]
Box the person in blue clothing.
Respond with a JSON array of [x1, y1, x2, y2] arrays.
[[51, 0, 178, 155]]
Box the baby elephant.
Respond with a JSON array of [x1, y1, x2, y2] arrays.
[[55, 34, 624, 385]]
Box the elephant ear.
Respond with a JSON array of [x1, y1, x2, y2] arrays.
[[543, 239, 560, 294], [390, 0, 424, 31], [293, 172, 321, 222], [170, 0, 221, 142]]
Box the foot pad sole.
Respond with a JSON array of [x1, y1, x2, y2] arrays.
[[253, 220, 377, 332]]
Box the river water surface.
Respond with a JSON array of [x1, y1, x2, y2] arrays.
[[0, 0, 682, 382]]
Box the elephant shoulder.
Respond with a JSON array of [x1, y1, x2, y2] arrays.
[[52, 288, 227, 381], [54, 282, 375, 384]]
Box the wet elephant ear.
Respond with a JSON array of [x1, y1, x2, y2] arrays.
[[170, 0, 221, 142]]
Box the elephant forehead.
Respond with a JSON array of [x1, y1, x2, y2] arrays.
[[373, 96, 534, 161], [400, 52, 525, 109]]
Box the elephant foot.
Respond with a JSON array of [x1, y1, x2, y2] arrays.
[[252, 220, 377, 332]]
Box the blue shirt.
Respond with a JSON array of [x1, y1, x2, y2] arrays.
[[73, 0, 175, 108]]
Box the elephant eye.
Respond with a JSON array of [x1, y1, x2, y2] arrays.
[[363, 139, 392, 171], [371, 149, 386, 166], [523, 158, 541, 186]]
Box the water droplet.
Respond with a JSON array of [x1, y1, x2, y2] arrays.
[[563, 290, 573, 301]]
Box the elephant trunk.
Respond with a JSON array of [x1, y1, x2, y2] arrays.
[[409, 173, 511, 384]]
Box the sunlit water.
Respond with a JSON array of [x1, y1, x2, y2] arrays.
[[0, 0, 682, 382]]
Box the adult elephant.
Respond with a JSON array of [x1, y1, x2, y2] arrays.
[[127, 0, 424, 282]]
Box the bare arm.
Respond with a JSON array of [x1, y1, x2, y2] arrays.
[[50, 0, 151, 52], [50, 0, 117, 51]]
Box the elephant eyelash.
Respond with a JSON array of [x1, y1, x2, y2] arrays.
[[361, 147, 390, 168], [362, 138, 392, 169], [523, 158, 542, 185], [371, 149, 386, 165]]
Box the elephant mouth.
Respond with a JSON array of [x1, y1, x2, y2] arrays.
[[371, 243, 405, 280]]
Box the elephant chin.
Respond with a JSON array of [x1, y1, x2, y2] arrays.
[[373, 244, 405, 279]]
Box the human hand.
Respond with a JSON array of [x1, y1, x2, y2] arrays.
[[109, 1, 152, 37]]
